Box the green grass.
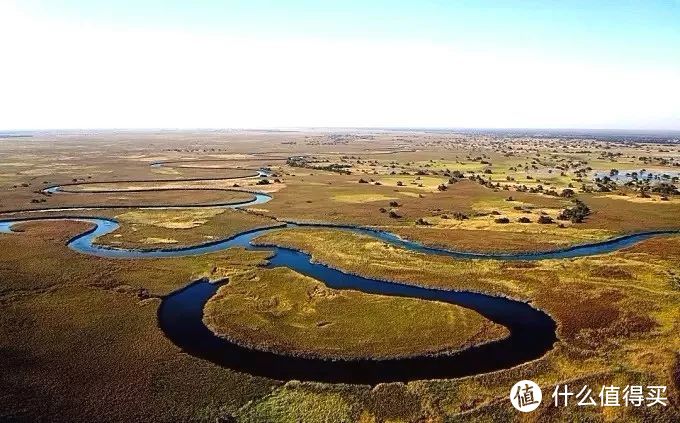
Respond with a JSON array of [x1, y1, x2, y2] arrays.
[[204, 267, 507, 359]]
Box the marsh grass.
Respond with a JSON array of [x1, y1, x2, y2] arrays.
[[203, 267, 507, 360]]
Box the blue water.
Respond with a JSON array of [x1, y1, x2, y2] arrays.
[[1, 178, 677, 383]]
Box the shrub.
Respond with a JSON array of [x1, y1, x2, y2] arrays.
[[388, 210, 401, 218], [560, 188, 575, 198], [358, 178, 369, 183], [517, 217, 531, 223], [451, 211, 468, 220], [538, 215, 554, 224], [557, 199, 590, 223], [651, 183, 679, 196], [494, 217, 510, 224]]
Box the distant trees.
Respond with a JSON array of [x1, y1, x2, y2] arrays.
[[537, 215, 554, 224], [451, 211, 469, 220], [560, 188, 576, 198], [557, 199, 591, 223], [651, 183, 679, 196]]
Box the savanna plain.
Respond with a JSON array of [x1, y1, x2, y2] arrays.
[[0, 130, 678, 422]]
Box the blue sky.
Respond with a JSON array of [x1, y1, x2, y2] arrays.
[[2, 1, 679, 129]]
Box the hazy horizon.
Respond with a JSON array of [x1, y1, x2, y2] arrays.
[[1, 1, 679, 130]]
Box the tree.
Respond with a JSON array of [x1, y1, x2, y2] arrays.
[[557, 199, 590, 223], [537, 215, 554, 224]]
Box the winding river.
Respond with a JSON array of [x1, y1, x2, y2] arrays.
[[1, 169, 677, 384]]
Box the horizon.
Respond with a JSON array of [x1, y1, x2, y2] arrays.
[[1, 1, 679, 130]]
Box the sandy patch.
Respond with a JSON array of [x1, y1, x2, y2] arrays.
[[116, 209, 225, 229], [141, 237, 178, 244], [598, 194, 680, 204], [333, 194, 397, 203]]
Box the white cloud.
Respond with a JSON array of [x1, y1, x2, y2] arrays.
[[1, 2, 679, 130]]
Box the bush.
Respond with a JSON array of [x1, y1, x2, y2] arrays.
[[560, 188, 575, 198], [389, 201, 400, 207], [358, 178, 369, 183], [437, 184, 448, 191], [388, 210, 401, 218], [651, 183, 679, 196], [537, 215, 554, 224], [494, 217, 510, 224], [557, 199, 590, 223], [451, 211, 468, 220], [415, 218, 430, 225], [517, 217, 531, 223]]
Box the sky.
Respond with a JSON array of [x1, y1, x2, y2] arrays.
[[1, 0, 679, 130]]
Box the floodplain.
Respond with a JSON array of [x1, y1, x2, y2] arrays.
[[0, 129, 678, 422]]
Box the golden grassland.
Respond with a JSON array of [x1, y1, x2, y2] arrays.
[[253, 227, 680, 421], [0, 222, 278, 422], [203, 267, 507, 359], [260, 167, 680, 252], [97, 207, 279, 248]]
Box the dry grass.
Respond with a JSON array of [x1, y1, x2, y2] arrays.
[[97, 208, 277, 248]]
